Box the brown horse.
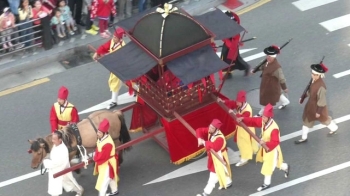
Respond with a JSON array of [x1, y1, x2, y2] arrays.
[[28, 110, 131, 171]]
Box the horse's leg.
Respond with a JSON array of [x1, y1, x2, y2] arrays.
[[69, 150, 81, 174]]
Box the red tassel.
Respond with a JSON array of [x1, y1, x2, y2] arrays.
[[201, 78, 207, 88], [218, 70, 223, 81], [198, 86, 202, 102], [320, 63, 328, 73], [210, 74, 215, 86]]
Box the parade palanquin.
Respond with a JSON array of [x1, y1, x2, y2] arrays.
[[97, 4, 249, 164]]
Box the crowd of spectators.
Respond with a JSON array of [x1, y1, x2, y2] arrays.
[[0, 0, 171, 56]]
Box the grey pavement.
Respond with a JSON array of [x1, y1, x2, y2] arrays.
[[1, 0, 350, 196]]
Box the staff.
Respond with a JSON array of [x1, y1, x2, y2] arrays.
[[299, 55, 325, 104], [252, 38, 293, 74]]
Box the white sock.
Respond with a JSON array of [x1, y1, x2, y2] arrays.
[[111, 91, 118, 103], [301, 126, 309, 140], [264, 175, 271, 185], [279, 93, 290, 105]]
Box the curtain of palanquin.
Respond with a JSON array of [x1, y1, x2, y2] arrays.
[[129, 94, 237, 164]]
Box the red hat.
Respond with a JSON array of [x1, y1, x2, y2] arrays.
[[98, 119, 110, 133], [58, 86, 68, 100], [210, 119, 222, 129], [236, 90, 246, 103], [263, 104, 274, 118], [114, 28, 125, 39]]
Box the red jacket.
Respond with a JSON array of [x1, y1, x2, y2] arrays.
[[196, 128, 226, 173], [223, 34, 240, 61], [91, 0, 116, 19]]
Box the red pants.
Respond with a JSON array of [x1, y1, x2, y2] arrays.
[[99, 19, 108, 33]]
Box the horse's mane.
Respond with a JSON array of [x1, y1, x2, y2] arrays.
[[30, 138, 50, 153], [62, 125, 76, 148]]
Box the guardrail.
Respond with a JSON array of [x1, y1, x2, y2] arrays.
[[0, 15, 53, 58]]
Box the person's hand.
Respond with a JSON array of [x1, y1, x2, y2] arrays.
[[92, 53, 99, 61], [236, 117, 243, 123], [284, 89, 289, 93], [197, 138, 204, 147], [228, 109, 236, 115], [250, 69, 255, 74], [316, 113, 320, 118], [259, 140, 265, 145], [217, 98, 223, 103], [239, 42, 244, 47]]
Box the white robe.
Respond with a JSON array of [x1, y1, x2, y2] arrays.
[[43, 142, 80, 195]]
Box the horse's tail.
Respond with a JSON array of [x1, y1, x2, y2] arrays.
[[116, 110, 132, 151]]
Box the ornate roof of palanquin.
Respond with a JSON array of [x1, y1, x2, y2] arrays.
[[131, 4, 211, 58]]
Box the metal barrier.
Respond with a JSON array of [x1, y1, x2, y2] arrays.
[[0, 15, 53, 58]]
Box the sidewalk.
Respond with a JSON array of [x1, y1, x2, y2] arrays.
[[0, 0, 258, 79]]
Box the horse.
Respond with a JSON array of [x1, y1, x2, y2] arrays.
[[28, 110, 131, 173]]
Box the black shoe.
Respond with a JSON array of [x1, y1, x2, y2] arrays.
[[106, 190, 119, 195], [285, 164, 290, 178], [257, 184, 270, 191], [107, 102, 117, 109], [294, 139, 308, 144]]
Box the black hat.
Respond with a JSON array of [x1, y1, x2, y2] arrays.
[[263, 45, 280, 55], [311, 63, 328, 74]]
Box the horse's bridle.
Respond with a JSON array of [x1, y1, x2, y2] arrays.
[[37, 142, 47, 175]]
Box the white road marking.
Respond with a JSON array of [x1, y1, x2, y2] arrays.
[[81, 35, 87, 40], [319, 14, 350, 32], [333, 69, 350, 79], [216, 48, 257, 57], [143, 148, 240, 185], [69, 38, 76, 43], [243, 52, 265, 62], [249, 161, 350, 196], [0, 171, 44, 188], [78, 92, 136, 115], [292, 0, 338, 11]]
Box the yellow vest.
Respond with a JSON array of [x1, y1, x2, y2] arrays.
[[54, 102, 74, 130], [236, 103, 258, 160], [93, 135, 118, 191], [256, 120, 284, 176], [108, 40, 125, 92], [209, 131, 232, 188]]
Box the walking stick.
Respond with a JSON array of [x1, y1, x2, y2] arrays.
[[173, 111, 227, 166]]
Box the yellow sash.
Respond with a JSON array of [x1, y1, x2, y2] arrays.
[[93, 135, 118, 191], [236, 103, 258, 160], [54, 102, 74, 130], [209, 131, 232, 188], [108, 40, 126, 92], [256, 120, 283, 176]]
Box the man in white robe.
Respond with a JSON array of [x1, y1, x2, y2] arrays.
[[43, 131, 84, 196]]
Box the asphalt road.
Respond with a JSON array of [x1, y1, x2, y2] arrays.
[[1, 0, 350, 195]]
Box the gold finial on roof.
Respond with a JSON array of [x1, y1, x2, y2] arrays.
[[156, 3, 178, 18]]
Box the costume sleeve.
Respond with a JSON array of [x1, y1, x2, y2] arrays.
[[96, 40, 111, 55], [111, 1, 117, 16], [273, 68, 287, 90], [50, 105, 58, 133], [43, 146, 68, 169], [71, 107, 80, 123], [236, 111, 251, 118], [94, 143, 113, 163], [224, 100, 237, 109], [316, 86, 327, 113], [265, 129, 280, 150], [196, 127, 208, 140], [242, 117, 262, 127], [205, 137, 224, 152]]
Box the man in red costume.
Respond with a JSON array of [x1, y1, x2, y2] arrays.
[[196, 119, 232, 196], [93, 118, 119, 196], [236, 104, 290, 191], [50, 86, 79, 133], [220, 10, 250, 76], [93, 28, 126, 109]]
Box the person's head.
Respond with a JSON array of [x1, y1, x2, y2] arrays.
[[57, 86, 68, 105], [112, 28, 125, 43], [52, 131, 63, 146], [54, 8, 61, 17], [3, 7, 11, 15], [58, 0, 66, 7], [263, 45, 280, 63], [20, 0, 29, 9], [33, 0, 42, 9], [209, 119, 222, 134], [262, 104, 274, 123], [311, 63, 328, 81], [222, 10, 240, 24], [97, 118, 110, 139], [235, 90, 246, 107]]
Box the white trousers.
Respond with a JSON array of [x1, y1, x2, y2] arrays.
[[111, 91, 119, 103], [264, 149, 288, 185], [99, 167, 118, 196], [203, 172, 231, 195], [279, 93, 290, 106]]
